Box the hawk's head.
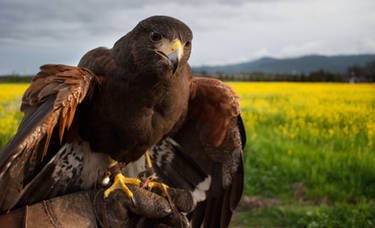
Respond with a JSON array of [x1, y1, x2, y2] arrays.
[[112, 16, 193, 77]]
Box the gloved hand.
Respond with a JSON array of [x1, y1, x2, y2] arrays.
[[93, 185, 195, 228], [0, 185, 195, 228]]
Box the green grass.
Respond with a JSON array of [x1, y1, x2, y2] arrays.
[[234, 201, 375, 228], [242, 124, 375, 202]]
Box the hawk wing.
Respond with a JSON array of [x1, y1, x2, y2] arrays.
[[0, 64, 98, 211], [150, 77, 245, 228]]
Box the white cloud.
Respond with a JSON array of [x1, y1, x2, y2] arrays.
[[253, 48, 271, 59], [279, 41, 325, 57]]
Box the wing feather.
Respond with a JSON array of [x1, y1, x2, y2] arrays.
[[0, 64, 97, 211], [189, 77, 240, 148]]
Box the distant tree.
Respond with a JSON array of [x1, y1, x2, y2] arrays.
[[347, 65, 364, 77], [346, 61, 375, 82], [308, 70, 342, 82], [309, 70, 324, 81], [364, 60, 375, 82]]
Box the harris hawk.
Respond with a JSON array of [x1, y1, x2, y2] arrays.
[[0, 15, 245, 227]]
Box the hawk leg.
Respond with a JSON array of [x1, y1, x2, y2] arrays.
[[103, 157, 141, 205], [142, 151, 169, 197]]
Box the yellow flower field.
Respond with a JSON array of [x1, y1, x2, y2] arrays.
[[0, 84, 28, 146], [229, 82, 375, 149]]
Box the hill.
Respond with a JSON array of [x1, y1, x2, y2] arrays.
[[192, 54, 375, 74]]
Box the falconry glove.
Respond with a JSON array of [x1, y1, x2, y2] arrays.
[[0, 185, 195, 228]]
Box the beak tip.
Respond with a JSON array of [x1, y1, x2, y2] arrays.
[[172, 61, 178, 74], [168, 50, 180, 74]]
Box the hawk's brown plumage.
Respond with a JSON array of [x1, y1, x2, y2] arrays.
[[0, 16, 245, 227], [151, 77, 245, 228]]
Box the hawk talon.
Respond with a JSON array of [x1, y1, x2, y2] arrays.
[[129, 195, 137, 207], [147, 181, 169, 197], [103, 172, 141, 206]]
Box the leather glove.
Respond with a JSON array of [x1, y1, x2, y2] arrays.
[[93, 185, 195, 228], [0, 185, 195, 228]]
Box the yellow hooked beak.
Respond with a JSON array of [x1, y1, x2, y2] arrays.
[[154, 39, 183, 73]]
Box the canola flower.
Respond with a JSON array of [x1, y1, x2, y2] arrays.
[[0, 84, 28, 147], [229, 82, 375, 152]]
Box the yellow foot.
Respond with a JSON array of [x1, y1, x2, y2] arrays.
[[147, 181, 169, 197], [104, 173, 141, 204]]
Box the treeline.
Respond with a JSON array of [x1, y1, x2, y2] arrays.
[[194, 60, 375, 82], [0, 75, 33, 83]]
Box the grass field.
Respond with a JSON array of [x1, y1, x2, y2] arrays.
[[1, 82, 375, 227], [227, 82, 375, 227]]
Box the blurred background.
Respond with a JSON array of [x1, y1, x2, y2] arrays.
[[0, 0, 374, 227]]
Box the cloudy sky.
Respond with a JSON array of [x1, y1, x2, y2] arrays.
[[0, 0, 374, 74]]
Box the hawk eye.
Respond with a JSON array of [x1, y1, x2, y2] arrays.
[[150, 32, 162, 42], [185, 41, 191, 48]]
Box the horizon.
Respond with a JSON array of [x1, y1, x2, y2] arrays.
[[0, 53, 374, 76], [193, 53, 375, 67]]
